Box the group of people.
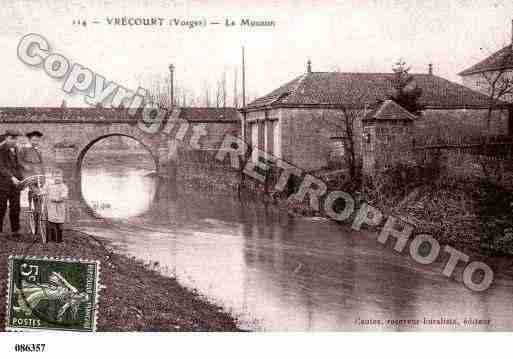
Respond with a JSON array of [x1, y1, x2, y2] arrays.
[[0, 130, 68, 242]]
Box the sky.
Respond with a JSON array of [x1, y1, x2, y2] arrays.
[[1, 0, 513, 107]]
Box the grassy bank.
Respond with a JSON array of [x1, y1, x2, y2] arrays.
[[362, 171, 513, 255], [0, 230, 241, 331], [240, 170, 513, 257]]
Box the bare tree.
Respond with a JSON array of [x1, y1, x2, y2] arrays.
[[222, 71, 227, 108], [479, 45, 513, 135], [233, 68, 239, 108], [143, 74, 200, 109], [473, 47, 513, 181], [145, 76, 173, 109], [315, 75, 384, 181], [317, 105, 363, 181], [333, 109, 362, 180], [204, 81, 211, 107], [215, 80, 222, 108]]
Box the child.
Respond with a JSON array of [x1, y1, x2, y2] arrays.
[[44, 169, 68, 243]]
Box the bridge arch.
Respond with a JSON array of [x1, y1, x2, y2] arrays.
[[76, 133, 159, 173], [75, 133, 160, 218]]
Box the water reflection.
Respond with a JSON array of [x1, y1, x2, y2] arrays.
[[76, 159, 513, 331], [80, 137, 157, 218], [81, 167, 156, 218]]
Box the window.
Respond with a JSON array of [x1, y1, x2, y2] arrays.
[[251, 122, 259, 162], [265, 121, 273, 156], [273, 120, 280, 158]]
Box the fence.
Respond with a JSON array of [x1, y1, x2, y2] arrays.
[[411, 135, 513, 189], [413, 134, 513, 158]]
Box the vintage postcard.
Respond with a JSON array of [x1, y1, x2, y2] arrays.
[[0, 0, 512, 356]]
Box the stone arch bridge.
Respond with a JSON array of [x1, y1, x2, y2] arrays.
[[0, 107, 178, 198]]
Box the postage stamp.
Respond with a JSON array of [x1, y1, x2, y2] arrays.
[[5, 256, 100, 332]]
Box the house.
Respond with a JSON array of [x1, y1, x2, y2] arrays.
[[177, 107, 241, 149], [459, 21, 513, 102], [242, 62, 510, 171]]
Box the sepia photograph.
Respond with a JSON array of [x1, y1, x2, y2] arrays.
[[0, 0, 512, 357]]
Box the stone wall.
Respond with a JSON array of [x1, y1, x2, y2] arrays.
[[189, 121, 240, 150], [175, 146, 290, 198], [175, 148, 242, 195]]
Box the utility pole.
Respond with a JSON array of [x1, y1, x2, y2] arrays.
[[169, 64, 174, 108], [234, 68, 238, 108], [205, 83, 210, 107], [242, 47, 246, 108], [241, 46, 247, 143]]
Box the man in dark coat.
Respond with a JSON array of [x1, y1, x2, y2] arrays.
[[19, 130, 45, 236], [0, 130, 23, 236]]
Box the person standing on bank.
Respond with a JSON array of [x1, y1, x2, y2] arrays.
[[20, 131, 45, 199], [19, 131, 45, 235], [0, 130, 23, 238], [44, 169, 68, 243]]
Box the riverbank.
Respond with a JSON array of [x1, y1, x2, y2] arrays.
[[237, 173, 513, 257], [0, 230, 241, 331]]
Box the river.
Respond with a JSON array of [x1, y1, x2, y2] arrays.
[[74, 159, 513, 331]]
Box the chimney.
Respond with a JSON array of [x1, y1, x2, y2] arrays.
[[307, 59, 312, 73], [428, 63, 433, 75]]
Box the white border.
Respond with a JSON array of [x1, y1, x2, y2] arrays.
[[0, 332, 512, 359]]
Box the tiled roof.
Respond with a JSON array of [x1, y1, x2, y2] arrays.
[[363, 100, 417, 121], [459, 45, 513, 76], [178, 107, 240, 122], [246, 76, 305, 108], [246, 72, 501, 110]]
